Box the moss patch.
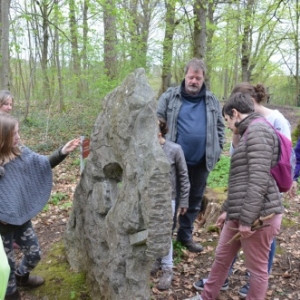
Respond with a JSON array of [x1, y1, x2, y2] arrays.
[[26, 241, 90, 300]]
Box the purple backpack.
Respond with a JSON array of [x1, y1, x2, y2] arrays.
[[247, 118, 293, 193]]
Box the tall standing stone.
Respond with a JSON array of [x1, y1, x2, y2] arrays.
[[65, 68, 172, 300]]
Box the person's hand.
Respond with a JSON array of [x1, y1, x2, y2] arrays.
[[215, 212, 227, 228], [288, 181, 297, 198], [61, 138, 81, 155], [178, 207, 187, 215], [239, 224, 254, 238]]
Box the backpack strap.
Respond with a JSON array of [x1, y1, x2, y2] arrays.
[[244, 117, 281, 164]]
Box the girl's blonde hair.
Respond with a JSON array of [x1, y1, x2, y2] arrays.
[[0, 90, 14, 108], [0, 113, 21, 165]]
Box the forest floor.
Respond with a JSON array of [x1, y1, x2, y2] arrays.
[[16, 104, 300, 300]]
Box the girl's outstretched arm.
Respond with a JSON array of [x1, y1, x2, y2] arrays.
[[48, 138, 81, 168]]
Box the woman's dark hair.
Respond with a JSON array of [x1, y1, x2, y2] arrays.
[[231, 82, 268, 104], [158, 118, 168, 136], [222, 92, 255, 118]]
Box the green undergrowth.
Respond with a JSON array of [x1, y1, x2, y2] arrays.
[[19, 103, 99, 152], [281, 216, 298, 229], [207, 224, 220, 233], [207, 155, 230, 188], [173, 240, 186, 265], [28, 241, 90, 300], [43, 192, 72, 212], [275, 245, 285, 255]]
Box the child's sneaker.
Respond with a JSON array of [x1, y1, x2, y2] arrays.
[[238, 283, 249, 298], [157, 268, 173, 290], [193, 278, 229, 291], [183, 292, 203, 300]]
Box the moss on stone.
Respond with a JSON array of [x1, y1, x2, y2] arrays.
[[26, 241, 91, 300]]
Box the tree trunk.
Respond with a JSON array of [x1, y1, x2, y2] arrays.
[[223, 22, 229, 99], [81, 0, 89, 92], [54, 0, 64, 112], [69, 0, 81, 98], [138, 0, 152, 69], [295, 0, 299, 105], [241, 0, 255, 82], [205, 1, 216, 91], [126, 0, 156, 70], [193, 0, 206, 59], [0, 0, 11, 89], [34, 0, 52, 106], [103, 0, 118, 79], [234, 4, 240, 86], [159, 0, 177, 96]]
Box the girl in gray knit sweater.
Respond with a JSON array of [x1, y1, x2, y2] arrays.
[[0, 113, 80, 300]]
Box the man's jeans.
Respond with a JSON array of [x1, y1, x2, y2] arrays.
[[177, 161, 209, 242], [268, 239, 276, 273]]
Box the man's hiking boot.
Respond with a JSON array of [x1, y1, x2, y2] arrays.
[[178, 240, 204, 253]]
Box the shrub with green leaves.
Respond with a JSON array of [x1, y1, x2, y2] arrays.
[[49, 192, 67, 205]]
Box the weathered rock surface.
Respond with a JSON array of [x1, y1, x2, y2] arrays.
[[65, 68, 172, 300]]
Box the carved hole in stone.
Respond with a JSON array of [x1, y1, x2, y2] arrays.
[[103, 163, 123, 182]]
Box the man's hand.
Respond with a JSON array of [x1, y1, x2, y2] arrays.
[[239, 224, 254, 238], [215, 212, 227, 228], [61, 138, 81, 155]]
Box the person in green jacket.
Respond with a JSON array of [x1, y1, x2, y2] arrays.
[[0, 241, 10, 300]]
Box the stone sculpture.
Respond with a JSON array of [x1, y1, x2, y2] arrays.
[[65, 68, 172, 300]]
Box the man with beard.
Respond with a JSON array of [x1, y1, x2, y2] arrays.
[[157, 58, 225, 252]]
